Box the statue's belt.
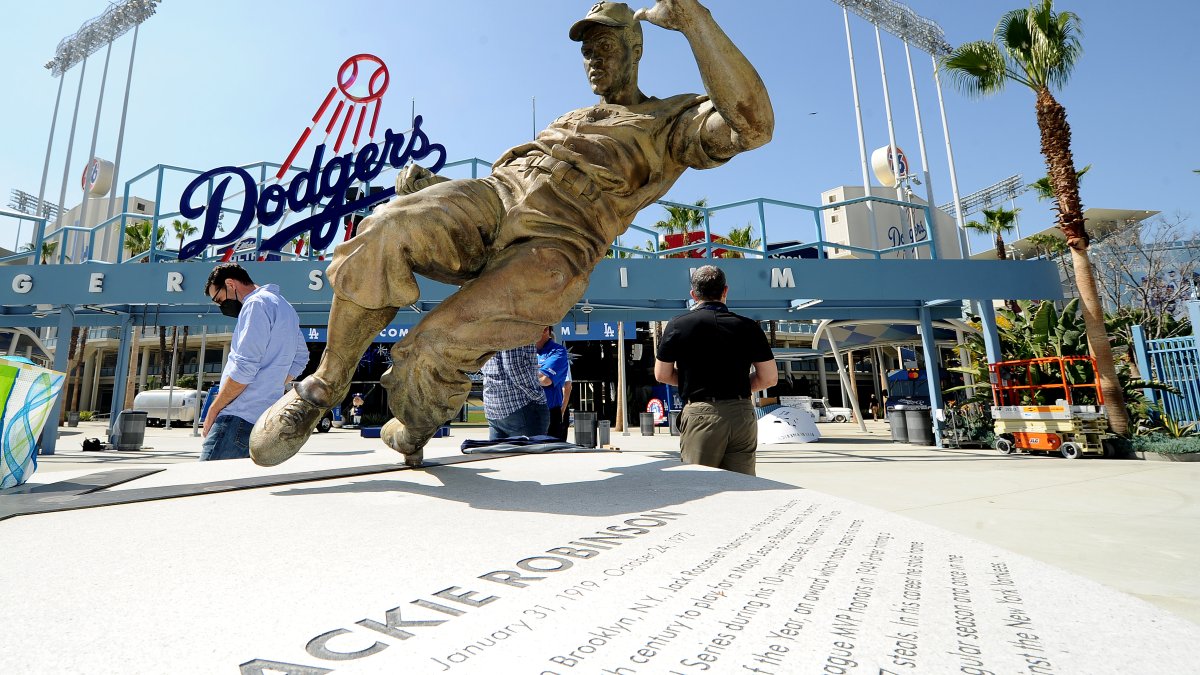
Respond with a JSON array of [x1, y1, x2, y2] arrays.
[[515, 155, 601, 202]]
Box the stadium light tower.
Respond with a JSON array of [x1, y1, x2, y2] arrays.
[[35, 0, 161, 257], [44, 0, 160, 76], [830, 1, 969, 258]]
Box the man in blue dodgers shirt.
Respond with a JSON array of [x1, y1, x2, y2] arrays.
[[201, 263, 309, 461], [537, 326, 571, 441]]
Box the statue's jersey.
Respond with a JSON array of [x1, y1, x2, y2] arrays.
[[492, 94, 727, 257]]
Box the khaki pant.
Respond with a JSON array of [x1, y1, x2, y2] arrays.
[[678, 399, 758, 476], [319, 174, 601, 437]]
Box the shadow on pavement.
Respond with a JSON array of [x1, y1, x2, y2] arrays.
[[273, 458, 798, 517]]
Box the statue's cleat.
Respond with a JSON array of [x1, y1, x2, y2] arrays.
[[249, 389, 327, 467], [381, 418, 429, 467]]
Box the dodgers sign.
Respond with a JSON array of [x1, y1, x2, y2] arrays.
[[178, 54, 446, 260]]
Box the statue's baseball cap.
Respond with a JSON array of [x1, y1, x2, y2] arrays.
[[569, 2, 637, 41]]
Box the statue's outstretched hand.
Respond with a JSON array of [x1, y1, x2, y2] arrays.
[[396, 163, 448, 195], [633, 0, 706, 33]]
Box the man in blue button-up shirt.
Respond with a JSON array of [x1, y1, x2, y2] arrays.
[[201, 264, 309, 461]]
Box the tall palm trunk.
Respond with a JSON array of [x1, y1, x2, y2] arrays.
[[1036, 87, 1128, 434], [168, 327, 179, 389], [124, 326, 141, 408], [180, 326, 190, 386], [157, 325, 168, 389], [994, 234, 1022, 313], [59, 327, 82, 424], [69, 329, 89, 414]]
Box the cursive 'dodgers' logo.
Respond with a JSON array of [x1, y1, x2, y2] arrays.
[[178, 54, 445, 260]]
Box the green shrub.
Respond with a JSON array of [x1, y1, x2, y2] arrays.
[[1132, 433, 1200, 455], [78, 410, 95, 422]]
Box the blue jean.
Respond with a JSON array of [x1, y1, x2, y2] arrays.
[[488, 400, 550, 440], [200, 414, 254, 461]]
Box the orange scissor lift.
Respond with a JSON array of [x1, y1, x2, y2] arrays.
[[990, 356, 1108, 459]]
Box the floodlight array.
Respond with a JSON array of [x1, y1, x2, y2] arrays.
[[8, 189, 61, 221], [831, 0, 952, 55], [939, 175, 1026, 217], [45, 0, 161, 77]]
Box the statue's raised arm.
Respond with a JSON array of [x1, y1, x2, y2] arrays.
[[635, 0, 774, 158]]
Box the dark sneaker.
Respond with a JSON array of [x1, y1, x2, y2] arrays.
[[249, 389, 327, 467], [381, 418, 429, 467]]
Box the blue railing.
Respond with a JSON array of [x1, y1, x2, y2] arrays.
[[1132, 325, 1200, 425], [1, 157, 937, 265]]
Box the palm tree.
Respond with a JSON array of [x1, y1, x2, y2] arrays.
[[1026, 232, 1075, 304], [68, 327, 89, 417], [20, 241, 64, 264], [1030, 164, 1090, 202], [718, 224, 763, 258], [943, 0, 1130, 435], [171, 219, 197, 254], [964, 207, 1019, 261], [965, 207, 1021, 314], [59, 327, 82, 424], [652, 198, 707, 257], [124, 219, 164, 262]]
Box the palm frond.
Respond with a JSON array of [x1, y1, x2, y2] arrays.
[[941, 41, 1010, 98]]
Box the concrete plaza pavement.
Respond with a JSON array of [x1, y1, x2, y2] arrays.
[[32, 417, 1200, 626]]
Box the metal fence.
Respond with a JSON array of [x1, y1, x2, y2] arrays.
[[1131, 324, 1200, 424]]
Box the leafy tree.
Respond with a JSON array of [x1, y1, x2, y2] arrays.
[[718, 224, 763, 258], [965, 207, 1021, 313], [124, 220, 165, 261], [652, 198, 707, 257], [21, 240, 64, 264], [943, 0, 1130, 434], [1089, 214, 1199, 341], [171, 219, 197, 254], [59, 327, 82, 424], [606, 238, 658, 259], [964, 207, 1019, 261], [948, 300, 1171, 432], [1025, 232, 1074, 292], [1029, 164, 1090, 202]]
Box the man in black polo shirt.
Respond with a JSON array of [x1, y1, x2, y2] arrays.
[[654, 265, 777, 475]]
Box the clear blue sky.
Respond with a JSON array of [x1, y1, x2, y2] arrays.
[[1, 0, 1197, 255]]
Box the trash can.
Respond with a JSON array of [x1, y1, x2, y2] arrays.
[[574, 411, 598, 448], [668, 409, 681, 436], [887, 406, 909, 443], [904, 405, 934, 446], [597, 420, 611, 447], [640, 412, 656, 436], [111, 410, 148, 451], [66, 411, 80, 427]]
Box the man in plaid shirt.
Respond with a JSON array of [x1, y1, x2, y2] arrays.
[[481, 345, 549, 439]]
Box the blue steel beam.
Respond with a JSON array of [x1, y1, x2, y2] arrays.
[[0, 258, 1063, 308]]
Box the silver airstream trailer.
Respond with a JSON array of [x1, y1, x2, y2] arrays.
[[131, 387, 202, 427]]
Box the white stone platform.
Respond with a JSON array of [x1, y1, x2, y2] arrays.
[[2, 447, 1198, 674]]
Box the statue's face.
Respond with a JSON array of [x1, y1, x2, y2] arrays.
[[581, 26, 637, 97]]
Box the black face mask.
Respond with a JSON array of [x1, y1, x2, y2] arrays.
[[219, 299, 243, 318], [217, 288, 243, 318]]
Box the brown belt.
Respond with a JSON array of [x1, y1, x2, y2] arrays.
[[522, 155, 600, 202]]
